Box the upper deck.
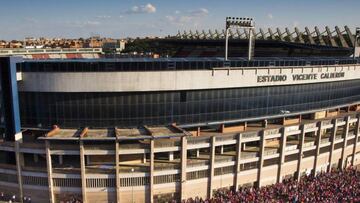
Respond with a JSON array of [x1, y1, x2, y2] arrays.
[[19, 57, 360, 72]]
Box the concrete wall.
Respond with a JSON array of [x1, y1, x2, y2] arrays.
[[18, 65, 360, 92]]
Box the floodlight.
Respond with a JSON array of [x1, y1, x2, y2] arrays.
[[225, 16, 255, 61]]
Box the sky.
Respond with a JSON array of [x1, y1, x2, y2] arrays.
[[0, 0, 359, 40]]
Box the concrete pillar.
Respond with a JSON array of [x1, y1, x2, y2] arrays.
[[335, 26, 348, 48], [80, 141, 87, 203], [340, 116, 350, 169], [115, 141, 120, 203], [257, 130, 265, 188], [220, 146, 224, 154], [180, 136, 187, 201], [33, 154, 39, 163], [313, 121, 323, 175], [277, 28, 284, 41], [315, 26, 326, 45], [149, 139, 154, 203], [169, 151, 174, 161], [45, 140, 55, 203], [234, 134, 242, 191], [296, 125, 306, 181], [277, 128, 287, 183], [208, 136, 216, 198], [352, 114, 360, 166], [268, 28, 275, 40], [325, 26, 337, 47], [259, 28, 266, 39], [196, 149, 200, 158], [262, 120, 268, 128], [143, 153, 147, 163], [285, 27, 295, 42], [242, 143, 247, 151], [220, 124, 225, 133], [86, 155, 90, 164], [328, 119, 338, 172], [305, 27, 315, 44], [14, 140, 24, 203], [59, 155, 63, 165], [295, 27, 305, 43]]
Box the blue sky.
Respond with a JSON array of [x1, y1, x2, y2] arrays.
[[0, 0, 359, 40]]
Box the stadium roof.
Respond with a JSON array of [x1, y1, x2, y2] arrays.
[[24, 56, 360, 63]]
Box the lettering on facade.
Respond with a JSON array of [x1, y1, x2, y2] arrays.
[[257, 72, 345, 83], [257, 75, 287, 83]]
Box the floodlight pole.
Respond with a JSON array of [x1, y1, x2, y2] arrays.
[[248, 29, 253, 61], [225, 28, 230, 61], [224, 17, 255, 61]]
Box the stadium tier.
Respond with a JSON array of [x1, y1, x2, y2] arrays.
[[1, 56, 360, 202], [0, 48, 103, 59], [138, 26, 358, 58]]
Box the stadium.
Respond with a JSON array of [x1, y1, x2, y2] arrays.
[[0, 23, 360, 202]]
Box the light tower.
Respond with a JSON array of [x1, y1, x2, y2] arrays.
[[225, 17, 255, 61]]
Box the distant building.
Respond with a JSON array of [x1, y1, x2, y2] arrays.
[[102, 40, 126, 53]]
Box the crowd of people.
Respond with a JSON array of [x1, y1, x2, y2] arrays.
[[184, 167, 360, 203], [58, 194, 82, 203], [0, 192, 31, 203]]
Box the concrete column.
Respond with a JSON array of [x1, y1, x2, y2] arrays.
[[313, 121, 323, 175], [340, 116, 350, 169], [115, 141, 120, 203], [80, 141, 87, 203], [14, 141, 24, 203], [33, 154, 39, 163], [257, 130, 266, 188], [220, 146, 224, 154], [169, 151, 174, 161], [277, 128, 287, 183], [86, 155, 90, 164], [352, 114, 360, 166], [180, 136, 187, 201], [296, 125, 306, 181], [328, 119, 338, 172], [143, 154, 147, 163], [196, 149, 200, 158], [234, 134, 242, 191], [242, 143, 247, 151], [45, 140, 55, 203], [208, 136, 216, 198], [262, 120, 268, 128], [59, 155, 63, 165], [149, 139, 154, 203], [197, 127, 201, 137]]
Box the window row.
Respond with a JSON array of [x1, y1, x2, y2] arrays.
[[17, 58, 359, 72]]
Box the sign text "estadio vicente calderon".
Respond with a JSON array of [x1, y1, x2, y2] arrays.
[[257, 72, 345, 83]]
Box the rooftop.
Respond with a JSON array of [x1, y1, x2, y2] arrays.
[[41, 125, 188, 140]]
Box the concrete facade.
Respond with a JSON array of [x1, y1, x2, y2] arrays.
[[18, 65, 360, 92], [0, 111, 359, 202]]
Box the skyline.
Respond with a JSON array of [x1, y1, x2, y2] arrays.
[[0, 0, 360, 40]]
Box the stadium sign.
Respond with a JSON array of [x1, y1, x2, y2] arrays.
[[257, 72, 345, 83]]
